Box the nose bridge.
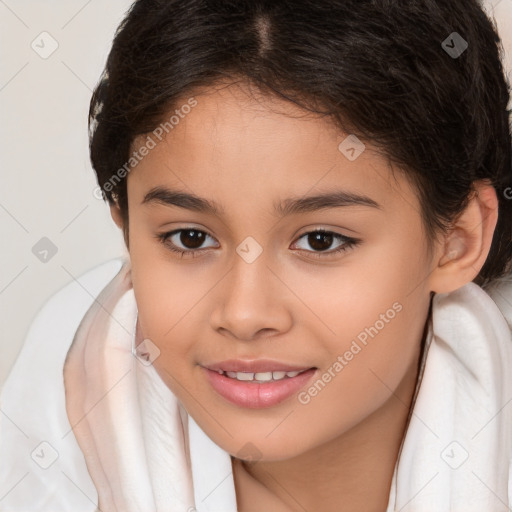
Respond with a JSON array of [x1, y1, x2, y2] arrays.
[[210, 236, 292, 340], [227, 236, 273, 308]]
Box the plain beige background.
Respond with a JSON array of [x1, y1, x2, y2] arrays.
[[0, 0, 511, 391]]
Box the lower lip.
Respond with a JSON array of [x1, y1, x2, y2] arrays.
[[202, 367, 317, 409]]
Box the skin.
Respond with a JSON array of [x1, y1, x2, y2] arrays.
[[110, 81, 498, 511]]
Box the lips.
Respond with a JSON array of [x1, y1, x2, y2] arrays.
[[202, 358, 315, 373], [202, 366, 318, 408]]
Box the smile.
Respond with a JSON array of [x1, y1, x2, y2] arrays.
[[218, 369, 309, 382], [202, 367, 317, 408]]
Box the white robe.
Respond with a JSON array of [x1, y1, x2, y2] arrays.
[[0, 257, 511, 511]]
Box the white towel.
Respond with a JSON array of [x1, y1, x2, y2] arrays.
[[0, 257, 511, 511]]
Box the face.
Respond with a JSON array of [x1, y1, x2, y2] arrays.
[[123, 82, 435, 461]]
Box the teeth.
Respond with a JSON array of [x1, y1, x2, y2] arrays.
[[233, 371, 254, 381], [222, 369, 307, 382], [255, 372, 273, 381]]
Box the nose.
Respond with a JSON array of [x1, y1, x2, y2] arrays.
[[209, 248, 293, 342]]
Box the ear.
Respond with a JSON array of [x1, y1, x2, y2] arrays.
[[428, 180, 498, 294], [109, 201, 130, 249], [110, 202, 124, 229]]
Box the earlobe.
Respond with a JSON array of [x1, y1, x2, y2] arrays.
[[428, 181, 498, 294]]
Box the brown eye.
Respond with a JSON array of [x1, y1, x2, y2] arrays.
[[292, 229, 360, 259], [306, 231, 335, 251], [178, 229, 207, 249], [157, 228, 218, 258]]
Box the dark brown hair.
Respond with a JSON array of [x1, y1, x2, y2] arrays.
[[89, 0, 512, 287]]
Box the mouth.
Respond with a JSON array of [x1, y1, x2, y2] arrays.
[[211, 368, 312, 383], [202, 359, 316, 383], [201, 360, 317, 408]]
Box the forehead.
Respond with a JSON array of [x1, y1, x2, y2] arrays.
[[128, 82, 416, 216]]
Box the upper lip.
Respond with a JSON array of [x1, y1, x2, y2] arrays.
[[202, 359, 315, 373]]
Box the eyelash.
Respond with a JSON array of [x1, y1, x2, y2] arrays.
[[155, 228, 361, 260]]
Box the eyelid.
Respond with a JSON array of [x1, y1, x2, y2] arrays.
[[292, 230, 354, 246], [291, 229, 359, 256], [157, 226, 361, 259], [163, 228, 218, 249]]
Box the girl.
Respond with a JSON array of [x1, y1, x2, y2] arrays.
[[1, 1, 511, 511]]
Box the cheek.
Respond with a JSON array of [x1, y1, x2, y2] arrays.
[[275, 231, 430, 431], [128, 227, 202, 372], [295, 277, 425, 408], [280, 221, 429, 353], [130, 262, 204, 362], [283, 273, 428, 457]]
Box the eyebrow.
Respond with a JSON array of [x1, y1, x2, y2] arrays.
[[141, 186, 381, 216]]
